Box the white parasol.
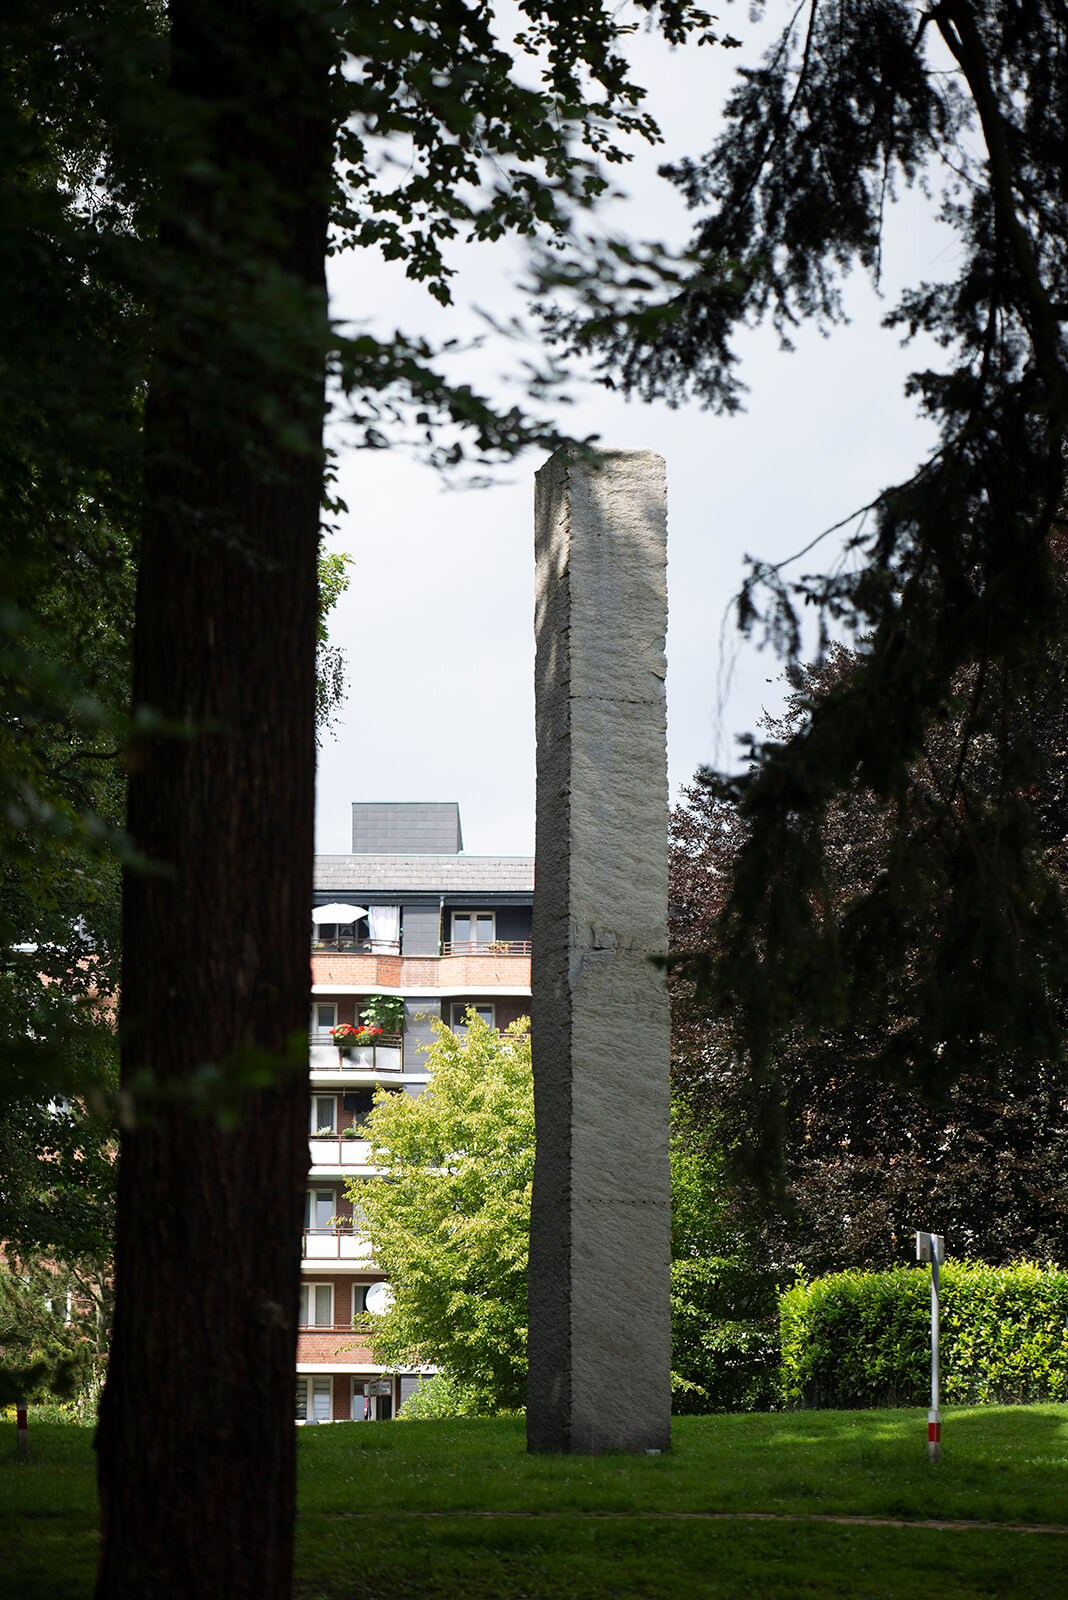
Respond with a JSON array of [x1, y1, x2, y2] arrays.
[[311, 903, 367, 924]]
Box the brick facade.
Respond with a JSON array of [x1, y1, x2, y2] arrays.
[[311, 951, 531, 990], [301, 822, 533, 1422]]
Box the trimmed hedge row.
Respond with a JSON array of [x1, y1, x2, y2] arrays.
[[780, 1260, 1068, 1409]]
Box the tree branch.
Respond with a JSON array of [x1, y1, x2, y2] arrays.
[[934, 2, 1067, 441]]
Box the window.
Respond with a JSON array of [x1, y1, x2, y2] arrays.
[[299, 1282, 334, 1327], [296, 1376, 332, 1423], [343, 1090, 375, 1131], [311, 1095, 336, 1134], [349, 1185, 369, 1237], [351, 1378, 368, 1421], [311, 1002, 336, 1041], [451, 911, 495, 947], [313, 918, 363, 950], [368, 905, 401, 953], [44, 1285, 73, 1324], [450, 1002, 495, 1031], [305, 1189, 337, 1231], [352, 1284, 368, 1317]]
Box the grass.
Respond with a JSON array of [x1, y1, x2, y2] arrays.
[[4, 1408, 1068, 1598]]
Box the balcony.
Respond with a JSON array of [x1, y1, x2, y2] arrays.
[[311, 937, 400, 954], [311, 948, 531, 992], [440, 940, 531, 957], [310, 944, 408, 991], [308, 1134, 373, 1168], [308, 1034, 403, 1073], [302, 1224, 373, 1262], [311, 938, 529, 956]]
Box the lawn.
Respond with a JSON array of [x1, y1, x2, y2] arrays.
[[4, 1409, 1067, 1598]]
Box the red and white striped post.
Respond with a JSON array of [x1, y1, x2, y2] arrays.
[[16, 1398, 28, 1463], [915, 1232, 944, 1463]]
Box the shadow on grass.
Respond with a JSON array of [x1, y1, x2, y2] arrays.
[[294, 1512, 1068, 1600]]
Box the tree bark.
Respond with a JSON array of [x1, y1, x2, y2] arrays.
[[95, 4, 333, 1596]]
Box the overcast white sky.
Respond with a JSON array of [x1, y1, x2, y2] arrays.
[[315, 5, 952, 857]]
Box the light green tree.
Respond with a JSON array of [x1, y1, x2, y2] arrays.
[[351, 1012, 533, 1413], [669, 1112, 779, 1414]]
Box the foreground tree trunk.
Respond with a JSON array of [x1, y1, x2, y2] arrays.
[[95, 5, 333, 1596]]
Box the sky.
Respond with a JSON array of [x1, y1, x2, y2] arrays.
[[315, 7, 953, 858]]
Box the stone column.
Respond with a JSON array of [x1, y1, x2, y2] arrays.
[[527, 447, 671, 1455]]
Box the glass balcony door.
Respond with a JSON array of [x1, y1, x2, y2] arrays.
[[452, 912, 495, 949]]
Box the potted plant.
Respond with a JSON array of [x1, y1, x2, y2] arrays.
[[330, 1022, 382, 1050], [359, 994, 405, 1035]]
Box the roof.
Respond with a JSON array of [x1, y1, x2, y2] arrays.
[[351, 801, 463, 855], [313, 855, 534, 895]]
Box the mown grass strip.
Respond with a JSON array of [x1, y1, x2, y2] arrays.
[[5, 1408, 1068, 1599], [297, 1408, 1068, 1527]]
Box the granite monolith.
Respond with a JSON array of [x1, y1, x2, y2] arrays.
[[527, 447, 671, 1454]]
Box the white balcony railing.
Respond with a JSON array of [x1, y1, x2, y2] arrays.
[[308, 1136, 372, 1167], [308, 1035, 402, 1072], [440, 939, 532, 957], [302, 1227, 373, 1261]]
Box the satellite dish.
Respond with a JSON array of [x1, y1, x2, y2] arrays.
[[365, 1282, 393, 1316]]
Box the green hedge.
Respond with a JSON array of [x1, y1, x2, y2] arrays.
[[780, 1260, 1068, 1409]]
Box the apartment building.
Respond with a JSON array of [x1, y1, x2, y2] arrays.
[[298, 801, 533, 1423]]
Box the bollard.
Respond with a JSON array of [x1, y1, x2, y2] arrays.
[[916, 1232, 944, 1463]]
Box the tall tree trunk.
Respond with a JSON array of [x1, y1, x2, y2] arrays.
[[96, 5, 333, 1596]]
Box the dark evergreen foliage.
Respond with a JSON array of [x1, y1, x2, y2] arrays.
[[0, 1258, 100, 1409], [558, 2, 1068, 1162], [670, 640, 1068, 1268]]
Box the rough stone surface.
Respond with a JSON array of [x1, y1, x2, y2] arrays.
[[527, 447, 671, 1455]]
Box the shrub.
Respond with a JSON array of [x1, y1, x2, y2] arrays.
[[397, 1374, 518, 1420], [780, 1260, 1068, 1409], [671, 1256, 780, 1414]]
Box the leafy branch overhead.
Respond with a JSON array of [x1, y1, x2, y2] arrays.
[[332, 0, 737, 299], [327, 0, 739, 459], [548, 1, 1068, 1106]]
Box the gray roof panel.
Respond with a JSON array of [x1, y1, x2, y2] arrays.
[[314, 854, 534, 895]]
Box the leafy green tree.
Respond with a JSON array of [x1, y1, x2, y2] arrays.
[[5, 3, 737, 1589], [551, 1, 1068, 1158], [353, 1013, 534, 1412], [0, 1258, 98, 1409], [0, 14, 349, 1426], [0, 3, 146, 1126], [669, 1112, 778, 1413], [315, 548, 352, 738], [355, 1016, 776, 1417]]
